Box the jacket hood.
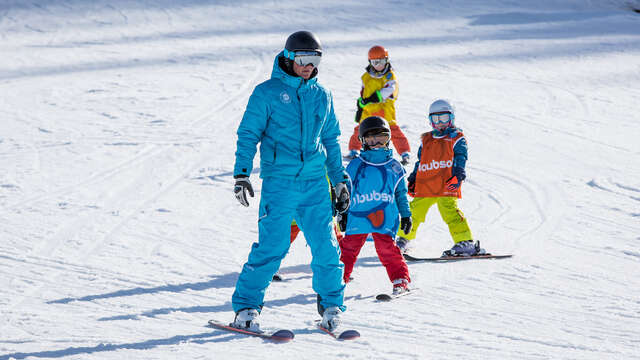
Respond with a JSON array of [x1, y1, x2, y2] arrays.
[[365, 63, 392, 78], [433, 127, 460, 138], [271, 51, 318, 88], [359, 148, 394, 164]]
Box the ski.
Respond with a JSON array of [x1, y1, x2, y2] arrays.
[[208, 319, 294, 342], [376, 288, 417, 302], [403, 253, 513, 262], [315, 321, 360, 340]]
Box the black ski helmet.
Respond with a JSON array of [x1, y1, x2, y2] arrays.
[[285, 31, 322, 56], [359, 116, 391, 149]]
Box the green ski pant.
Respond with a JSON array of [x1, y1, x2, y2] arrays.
[[399, 196, 472, 244]]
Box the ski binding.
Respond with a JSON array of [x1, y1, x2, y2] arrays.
[[315, 321, 360, 340], [208, 319, 294, 342], [376, 288, 417, 302]]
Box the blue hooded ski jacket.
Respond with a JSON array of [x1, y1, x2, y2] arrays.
[[345, 148, 411, 237], [233, 52, 347, 186]]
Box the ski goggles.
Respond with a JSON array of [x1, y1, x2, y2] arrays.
[[429, 112, 453, 125], [369, 58, 387, 67], [284, 49, 322, 67], [363, 132, 391, 146]]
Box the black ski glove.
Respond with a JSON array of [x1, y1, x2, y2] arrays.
[[330, 186, 337, 216], [355, 106, 363, 123], [334, 182, 350, 214], [337, 212, 348, 232], [233, 175, 254, 207], [407, 179, 416, 196], [400, 217, 412, 234], [357, 90, 382, 108]]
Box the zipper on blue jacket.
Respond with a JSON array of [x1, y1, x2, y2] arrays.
[[297, 88, 304, 162]]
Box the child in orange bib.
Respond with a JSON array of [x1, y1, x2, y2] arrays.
[[397, 99, 485, 257]]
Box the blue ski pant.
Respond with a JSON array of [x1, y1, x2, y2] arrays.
[[232, 177, 345, 313]]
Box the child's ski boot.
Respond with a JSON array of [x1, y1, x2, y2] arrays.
[[442, 240, 485, 257]]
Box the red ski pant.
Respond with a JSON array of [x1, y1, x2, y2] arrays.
[[291, 223, 343, 243], [339, 233, 410, 284], [348, 124, 411, 155]]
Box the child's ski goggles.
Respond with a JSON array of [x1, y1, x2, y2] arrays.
[[363, 132, 391, 146], [429, 112, 454, 124], [284, 49, 322, 67], [369, 58, 387, 67]]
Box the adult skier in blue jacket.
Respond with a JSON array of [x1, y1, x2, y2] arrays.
[[231, 31, 350, 333]]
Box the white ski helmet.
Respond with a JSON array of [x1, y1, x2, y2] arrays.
[[428, 99, 455, 129], [429, 99, 455, 116]]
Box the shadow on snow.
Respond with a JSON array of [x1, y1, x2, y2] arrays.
[[0, 331, 243, 360], [46, 271, 240, 304]]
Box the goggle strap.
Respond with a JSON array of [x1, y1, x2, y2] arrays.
[[283, 49, 292, 60]]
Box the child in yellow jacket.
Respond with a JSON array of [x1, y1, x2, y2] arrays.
[[346, 45, 411, 165]]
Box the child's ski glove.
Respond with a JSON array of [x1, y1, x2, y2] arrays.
[[445, 167, 466, 191], [337, 212, 348, 232], [407, 179, 416, 197], [357, 90, 382, 108], [355, 106, 363, 123], [334, 182, 351, 214], [400, 217, 412, 234], [233, 175, 254, 207]]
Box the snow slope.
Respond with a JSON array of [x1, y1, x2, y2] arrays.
[[1, 1, 639, 359]]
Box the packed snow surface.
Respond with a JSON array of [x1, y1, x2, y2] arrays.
[[1, 1, 639, 359]]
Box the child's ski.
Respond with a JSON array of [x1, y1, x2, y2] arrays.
[[315, 321, 360, 340], [208, 319, 294, 342], [376, 288, 417, 302], [403, 253, 513, 262]]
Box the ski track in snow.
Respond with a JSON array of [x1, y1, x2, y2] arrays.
[[2, 51, 269, 319], [1, 1, 640, 359]]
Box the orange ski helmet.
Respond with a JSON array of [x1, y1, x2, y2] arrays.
[[368, 45, 388, 60]]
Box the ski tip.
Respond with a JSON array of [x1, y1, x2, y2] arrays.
[[375, 294, 392, 302], [271, 329, 295, 342], [207, 319, 226, 327], [402, 253, 415, 261], [338, 329, 361, 340]]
